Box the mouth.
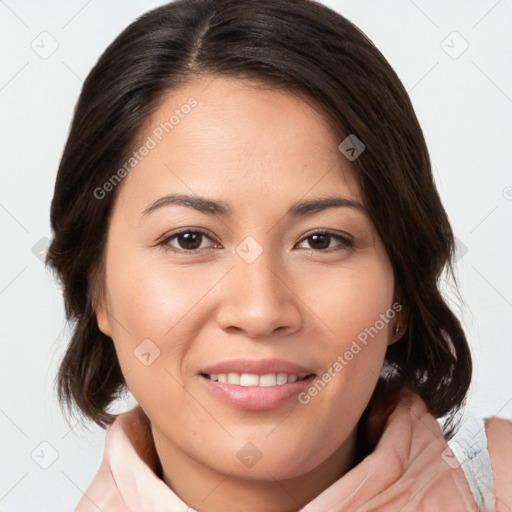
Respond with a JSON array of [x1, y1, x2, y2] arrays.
[[200, 372, 314, 386], [198, 372, 317, 411]]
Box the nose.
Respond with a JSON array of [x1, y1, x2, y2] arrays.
[[215, 246, 303, 338]]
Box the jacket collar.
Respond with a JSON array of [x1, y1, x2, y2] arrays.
[[76, 387, 486, 511]]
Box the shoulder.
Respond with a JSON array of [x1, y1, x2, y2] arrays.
[[447, 409, 512, 512], [484, 416, 512, 511]]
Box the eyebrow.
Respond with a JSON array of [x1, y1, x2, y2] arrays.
[[140, 193, 365, 219]]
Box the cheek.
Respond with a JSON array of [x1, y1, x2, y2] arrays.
[[102, 256, 194, 409], [102, 248, 228, 388], [298, 260, 394, 404], [105, 247, 219, 338], [302, 260, 394, 343]]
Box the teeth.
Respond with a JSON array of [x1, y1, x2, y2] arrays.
[[207, 372, 304, 386], [228, 372, 241, 385], [239, 373, 258, 386]]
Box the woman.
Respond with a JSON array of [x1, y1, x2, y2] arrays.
[[45, 0, 512, 510]]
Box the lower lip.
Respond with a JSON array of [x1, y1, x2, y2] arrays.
[[199, 374, 316, 411]]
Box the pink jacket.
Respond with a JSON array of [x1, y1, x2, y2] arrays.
[[75, 388, 512, 511]]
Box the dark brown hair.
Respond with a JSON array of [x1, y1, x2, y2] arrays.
[[46, 0, 472, 438]]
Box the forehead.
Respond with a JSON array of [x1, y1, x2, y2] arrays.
[[115, 75, 361, 212]]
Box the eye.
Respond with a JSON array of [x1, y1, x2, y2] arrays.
[[157, 228, 353, 255], [296, 230, 353, 252], [158, 228, 220, 253]]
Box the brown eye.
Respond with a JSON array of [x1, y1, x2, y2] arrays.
[[306, 233, 331, 250], [174, 232, 204, 250], [159, 229, 218, 253], [297, 231, 353, 252]]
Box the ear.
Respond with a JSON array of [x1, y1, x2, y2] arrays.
[[90, 260, 112, 337], [91, 279, 112, 337], [388, 294, 407, 345], [95, 294, 113, 337]]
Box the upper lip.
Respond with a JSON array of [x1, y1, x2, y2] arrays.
[[199, 358, 316, 378]]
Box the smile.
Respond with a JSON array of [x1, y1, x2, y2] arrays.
[[203, 372, 309, 386], [199, 373, 316, 411]]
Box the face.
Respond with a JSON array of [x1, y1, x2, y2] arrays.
[[96, 75, 401, 482]]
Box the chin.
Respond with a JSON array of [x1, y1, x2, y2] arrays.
[[209, 442, 321, 481]]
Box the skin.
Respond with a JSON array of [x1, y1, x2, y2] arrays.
[[95, 75, 404, 512]]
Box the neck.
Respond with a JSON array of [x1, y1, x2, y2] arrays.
[[150, 424, 358, 512]]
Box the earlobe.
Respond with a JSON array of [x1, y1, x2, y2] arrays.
[[94, 295, 112, 337], [90, 264, 112, 337], [389, 296, 407, 345], [389, 322, 403, 345], [96, 308, 112, 337]]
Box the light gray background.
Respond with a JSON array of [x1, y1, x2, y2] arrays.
[[1, 1, 511, 510]]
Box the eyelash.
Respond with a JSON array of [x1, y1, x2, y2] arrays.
[[157, 228, 354, 255]]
